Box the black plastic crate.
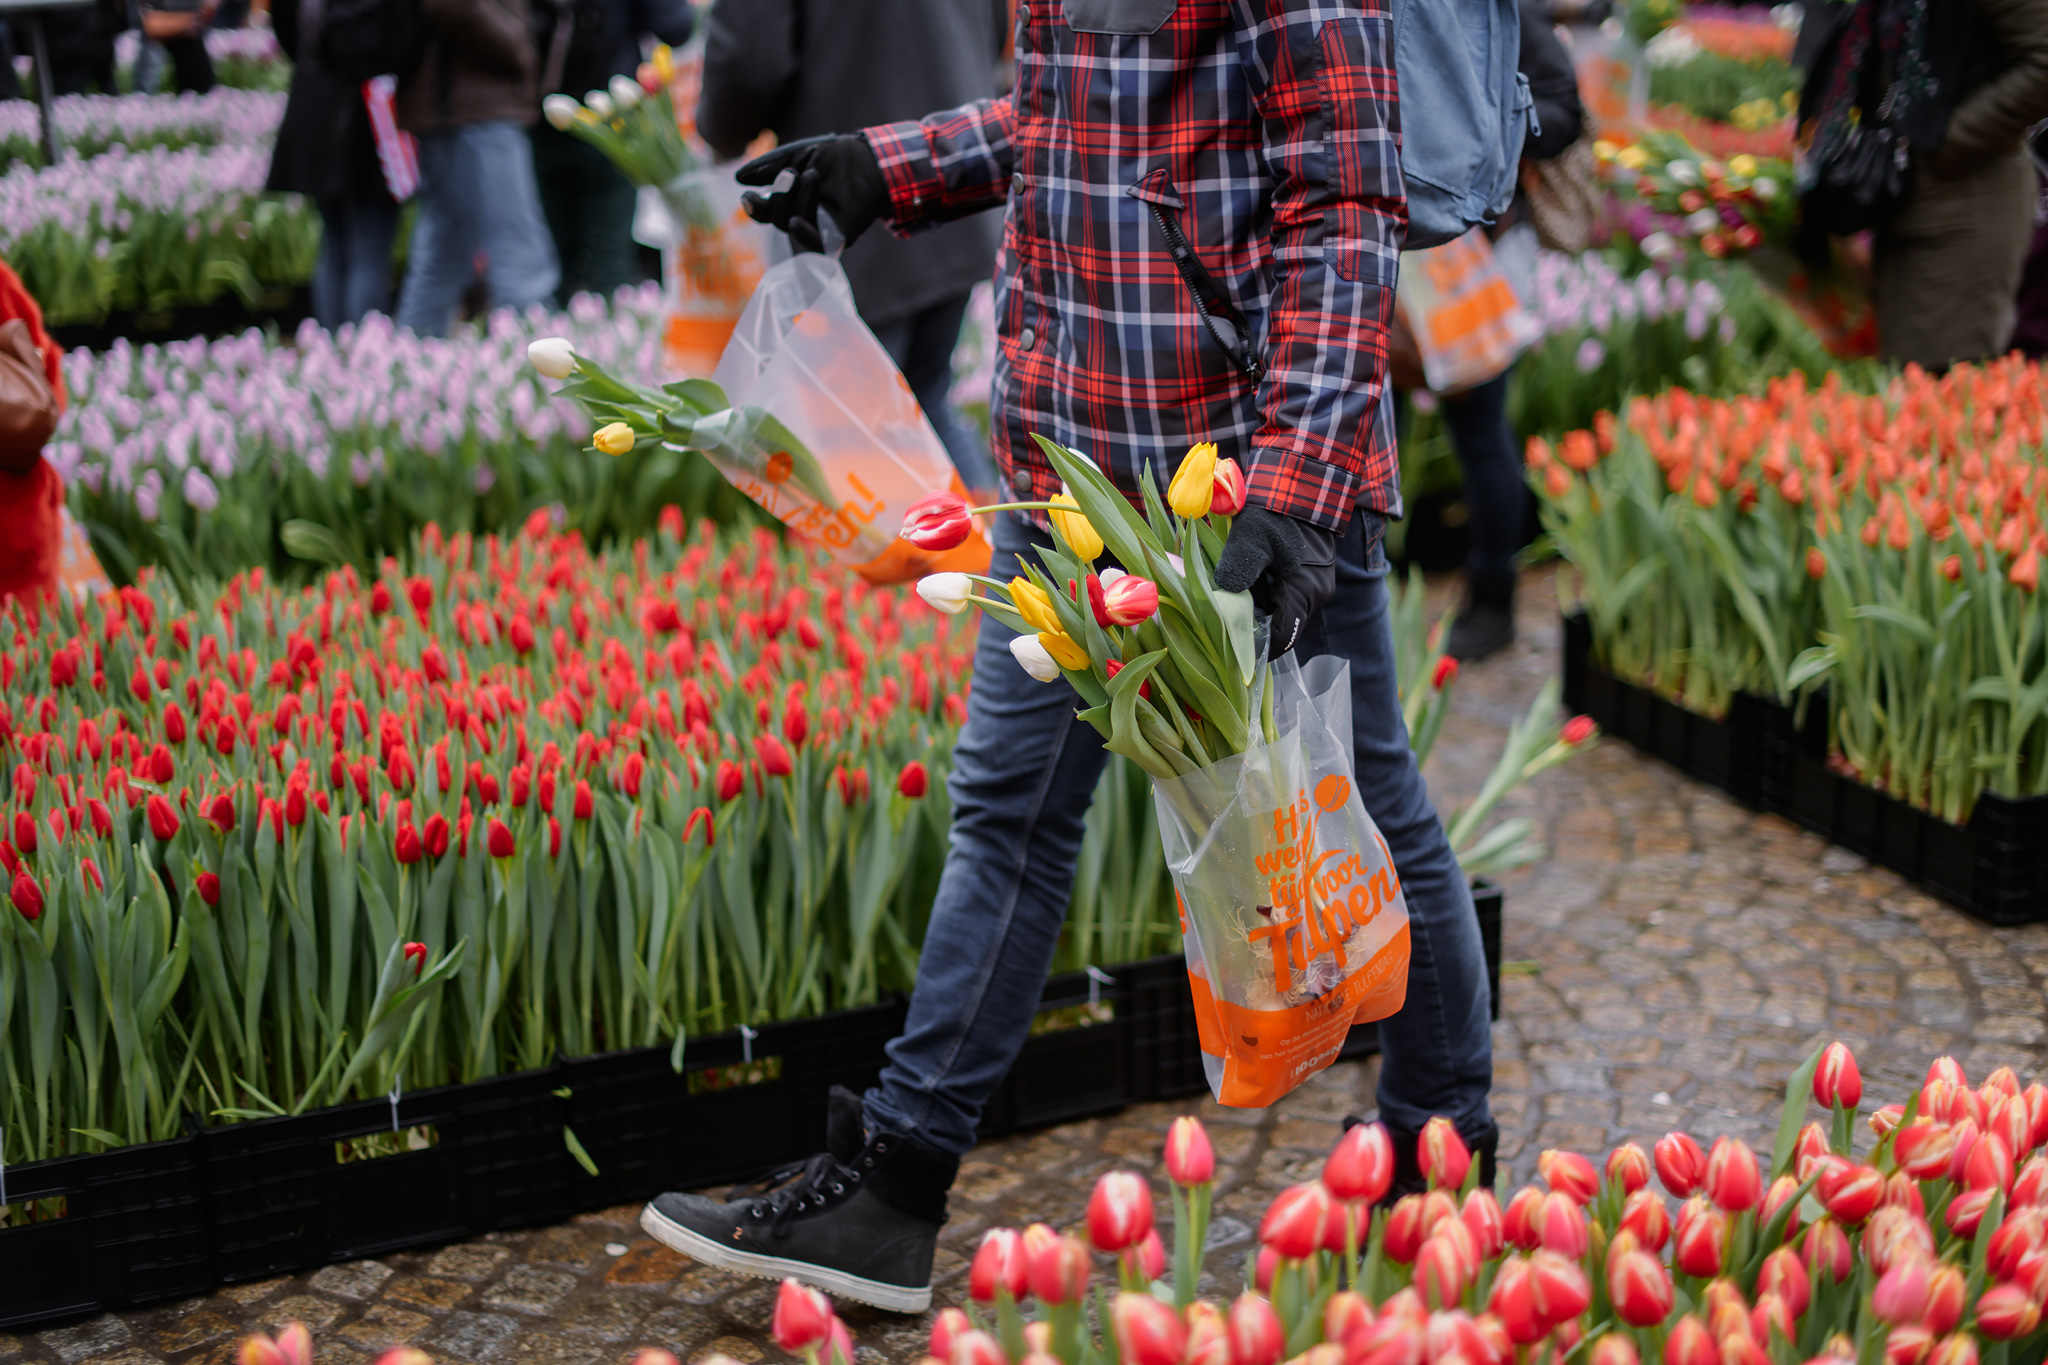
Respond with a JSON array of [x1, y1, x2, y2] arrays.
[[981, 967, 1135, 1137], [199, 1068, 572, 1283], [562, 997, 910, 1205], [0, 1131, 212, 1328]]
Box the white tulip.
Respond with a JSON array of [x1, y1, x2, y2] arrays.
[[527, 337, 577, 379], [1166, 552, 1185, 576], [916, 572, 973, 615], [1009, 634, 1060, 683], [1098, 567, 1126, 587], [608, 74, 643, 111], [584, 90, 614, 119], [541, 94, 580, 131]]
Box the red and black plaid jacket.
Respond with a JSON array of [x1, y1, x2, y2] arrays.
[[863, 0, 1404, 530]]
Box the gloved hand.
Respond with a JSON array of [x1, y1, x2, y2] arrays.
[[735, 134, 889, 255], [1213, 506, 1338, 659]]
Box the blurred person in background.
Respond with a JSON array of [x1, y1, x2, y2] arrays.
[[531, 0, 694, 300], [695, 0, 1006, 498], [394, 0, 559, 337], [0, 256, 69, 613], [267, 0, 399, 330], [41, 0, 125, 94]]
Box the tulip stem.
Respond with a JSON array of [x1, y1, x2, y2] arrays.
[[967, 500, 1062, 516]]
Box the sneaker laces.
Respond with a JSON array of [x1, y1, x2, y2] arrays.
[[748, 1151, 858, 1238]]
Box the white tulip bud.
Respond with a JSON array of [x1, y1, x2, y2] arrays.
[[608, 74, 642, 111], [584, 90, 614, 119], [1009, 635, 1060, 683], [527, 337, 576, 379], [541, 94, 580, 131], [916, 573, 973, 616], [1098, 567, 1127, 588]]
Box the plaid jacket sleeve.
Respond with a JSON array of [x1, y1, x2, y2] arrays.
[[861, 96, 1017, 233], [1237, 0, 1405, 529]]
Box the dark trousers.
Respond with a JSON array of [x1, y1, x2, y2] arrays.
[[313, 194, 400, 331], [869, 293, 999, 494], [1440, 365, 1523, 598], [532, 124, 642, 301]]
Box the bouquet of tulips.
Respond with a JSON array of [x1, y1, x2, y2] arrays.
[[1534, 356, 2048, 825], [1597, 133, 1796, 264], [540, 44, 722, 238]]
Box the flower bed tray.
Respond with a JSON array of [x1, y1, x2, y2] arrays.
[[1562, 613, 2048, 925], [1, 891, 1509, 1327]]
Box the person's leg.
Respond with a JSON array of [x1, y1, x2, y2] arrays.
[[162, 31, 212, 93], [642, 512, 1110, 1310], [394, 131, 479, 337], [340, 195, 400, 325], [1877, 150, 2038, 370], [1440, 365, 1522, 662], [1297, 513, 1495, 1181], [465, 118, 559, 313], [877, 294, 1000, 495], [311, 196, 350, 331], [530, 124, 579, 296], [573, 142, 642, 299]]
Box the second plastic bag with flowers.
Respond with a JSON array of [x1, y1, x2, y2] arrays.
[[1158, 652, 1410, 1109], [898, 434, 1411, 1108]]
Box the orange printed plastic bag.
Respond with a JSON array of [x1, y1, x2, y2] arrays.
[[693, 252, 991, 584], [1395, 228, 1541, 395], [1156, 654, 1411, 1108]]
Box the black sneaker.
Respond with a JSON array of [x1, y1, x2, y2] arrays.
[[639, 1088, 957, 1313], [1445, 597, 1515, 663]]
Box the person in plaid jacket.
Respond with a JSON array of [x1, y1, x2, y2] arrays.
[[642, 0, 1497, 1313]]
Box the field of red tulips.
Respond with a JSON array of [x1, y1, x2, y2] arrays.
[[0, 511, 1084, 1172], [239, 1040, 2048, 1365], [1532, 356, 2048, 824]]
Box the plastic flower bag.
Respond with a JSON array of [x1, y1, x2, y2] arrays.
[[1156, 653, 1411, 1108], [699, 251, 993, 583]]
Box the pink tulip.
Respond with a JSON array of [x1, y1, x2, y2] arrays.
[[969, 1227, 1027, 1303], [1420, 1117, 1471, 1191], [1260, 1180, 1332, 1260], [1326, 1120, 1395, 1204], [1605, 1143, 1652, 1194], [1705, 1137, 1762, 1212], [1461, 1187, 1505, 1258], [1654, 1132, 1706, 1198], [1101, 574, 1159, 626], [1538, 1148, 1599, 1205], [1608, 1248, 1674, 1327], [1164, 1115, 1215, 1185], [1111, 1292, 1187, 1365], [771, 1278, 835, 1354], [1087, 1170, 1154, 1252], [1619, 1187, 1671, 1251], [1872, 1258, 1932, 1325], [1228, 1292, 1285, 1365], [1814, 1042, 1863, 1109]]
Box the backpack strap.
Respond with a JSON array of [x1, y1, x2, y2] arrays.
[[1144, 201, 1264, 384]]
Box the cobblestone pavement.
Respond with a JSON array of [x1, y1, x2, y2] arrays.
[[10, 565, 2048, 1365]]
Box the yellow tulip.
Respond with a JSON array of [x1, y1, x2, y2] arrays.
[[1009, 577, 1062, 635], [1038, 631, 1090, 671], [593, 422, 637, 455], [652, 43, 675, 84], [1048, 491, 1104, 560], [1728, 153, 1759, 178], [1616, 145, 1650, 171], [1167, 442, 1219, 518]]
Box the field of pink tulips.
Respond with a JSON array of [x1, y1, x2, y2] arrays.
[[232, 1040, 2048, 1365]]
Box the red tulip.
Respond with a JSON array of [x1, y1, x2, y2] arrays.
[[11, 810, 33, 856], [1383, 1191, 1453, 1263], [1871, 1257, 1932, 1325], [1211, 458, 1247, 515], [1259, 1180, 1331, 1261], [206, 792, 236, 831], [1796, 1121, 1831, 1175], [1815, 1041, 1863, 1110], [573, 778, 594, 820], [1975, 1284, 2041, 1339], [394, 820, 423, 865], [1606, 1143, 1652, 1194], [1134, 1228, 1166, 1281], [1870, 1104, 1906, 1140], [1461, 1187, 1505, 1258], [1618, 1187, 1671, 1251], [85, 798, 110, 837], [1528, 1248, 1591, 1323], [1608, 1247, 1674, 1327], [1804, 1216, 1852, 1284], [1561, 714, 1598, 745], [1922, 1263, 1965, 1336], [196, 870, 221, 906], [1988, 1207, 2044, 1279], [1432, 654, 1459, 690], [1967, 1131, 2016, 1193], [1418, 1116, 1471, 1191], [896, 761, 929, 800], [1673, 1197, 1726, 1277], [1863, 1207, 1935, 1276], [284, 783, 307, 828], [403, 942, 427, 975], [1414, 1232, 1469, 1310], [1705, 1136, 1762, 1212], [1817, 1161, 1883, 1225], [1591, 1336, 1641, 1365], [1325, 1120, 1394, 1204], [1227, 1293, 1284, 1365], [486, 817, 514, 860], [1929, 1335, 1979, 1365], [1101, 575, 1159, 626], [1087, 1170, 1153, 1253], [1488, 1257, 1545, 1344], [968, 1227, 1027, 1303], [1944, 1187, 1995, 1238], [1654, 1132, 1706, 1197], [1537, 1190, 1588, 1259], [717, 759, 744, 802], [948, 1330, 1007, 1365], [1503, 1185, 1543, 1250], [147, 793, 181, 842], [1111, 1291, 1186, 1365], [1663, 1316, 1715, 1365], [769, 1278, 834, 1354], [1762, 1174, 1806, 1238], [1022, 1223, 1088, 1304], [756, 734, 794, 778], [901, 492, 974, 550], [1887, 1328, 1935, 1365], [1165, 1115, 1215, 1186], [928, 1307, 971, 1361], [549, 816, 562, 858], [1757, 1246, 1810, 1319], [423, 813, 450, 859], [1539, 1148, 1599, 1205], [10, 870, 41, 920], [1893, 1122, 1956, 1180]]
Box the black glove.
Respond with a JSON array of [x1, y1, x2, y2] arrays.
[[1213, 506, 1338, 660], [734, 134, 889, 255]]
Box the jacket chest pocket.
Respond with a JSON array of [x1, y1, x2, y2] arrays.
[[1063, 0, 1175, 34]]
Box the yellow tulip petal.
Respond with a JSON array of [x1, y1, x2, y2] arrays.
[[1049, 493, 1104, 560], [1008, 577, 1063, 635], [1167, 441, 1219, 518], [1038, 631, 1090, 671]]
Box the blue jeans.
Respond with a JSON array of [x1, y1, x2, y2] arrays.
[[865, 510, 1494, 1153], [1441, 365, 1524, 597], [869, 293, 1000, 495], [395, 120, 559, 338], [313, 195, 400, 332]]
